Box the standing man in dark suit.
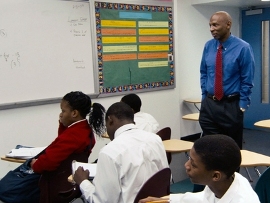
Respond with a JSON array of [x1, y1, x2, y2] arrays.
[[199, 11, 255, 149]]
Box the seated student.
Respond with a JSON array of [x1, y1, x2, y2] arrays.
[[139, 134, 260, 203], [73, 102, 169, 203], [121, 93, 160, 133], [27, 91, 105, 202]]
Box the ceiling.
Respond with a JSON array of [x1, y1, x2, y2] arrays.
[[192, 0, 270, 9]]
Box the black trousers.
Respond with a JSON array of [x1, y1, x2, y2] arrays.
[[199, 95, 244, 149]]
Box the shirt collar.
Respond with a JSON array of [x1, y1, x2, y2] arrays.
[[217, 34, 234, 51], [114, 123, 137, 138], [68, 119, 86, 128]]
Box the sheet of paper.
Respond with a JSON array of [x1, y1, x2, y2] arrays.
[[72, 161, 97, 178], [6, 146, 46, 159]]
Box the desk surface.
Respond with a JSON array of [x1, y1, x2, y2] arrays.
[[254, 119, 270, 129], [182, 113, 199, 121], [101, 132, 110, 139], [162, 139, 194, 153], [183, 99, 201, 103], [241, 150, 270, 167], [1, 156, 26, 163]]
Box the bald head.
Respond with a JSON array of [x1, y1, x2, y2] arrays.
[[209, 11, 232, 42]]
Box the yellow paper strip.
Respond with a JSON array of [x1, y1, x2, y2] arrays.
[[103, 53, 137, 61], [139, 29, 169, 35], [101, 20, 136, 27], [103, 36, 137, 43], [103, 45, 137, 53], [138, 21, 168, 27], [138, 61, 168, 68], [139, 45, 169, 51], [139, 36, 169, 43]]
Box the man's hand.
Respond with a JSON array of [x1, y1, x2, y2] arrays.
[[73, 166, 90, 185]]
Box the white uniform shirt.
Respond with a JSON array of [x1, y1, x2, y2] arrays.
[[79, 124, 168, 203], [170, 172, 260, 203], [134, 112, 160, 133]]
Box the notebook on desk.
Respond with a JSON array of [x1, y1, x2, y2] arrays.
[[72, 161, 97, 180], [6, 146, 46, 159]]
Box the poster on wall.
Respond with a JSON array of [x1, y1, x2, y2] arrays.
[[93, 1, 174, 95]]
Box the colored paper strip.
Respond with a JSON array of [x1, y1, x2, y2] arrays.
[[138, 52, 168, 59], [101, 20, 136, 27], [103, 53, 137, 61], [101, 28, 136, 35], [103, 36, 137, 43], [139, 29, 169, 35], [139, 36, 169, 43], [119, 12, 152, 20], [139, 45, 169, 51], [138, 21, 168, 27], [103, 45, 137, 53], [138, 61, 168, 68]]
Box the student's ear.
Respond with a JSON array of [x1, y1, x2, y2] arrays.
[[72, 109, 79, 118], [107, 116, 113, 125], [212, 171, 222, 181]]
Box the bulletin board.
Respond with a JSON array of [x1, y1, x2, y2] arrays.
[[90, 0, 174, 96]]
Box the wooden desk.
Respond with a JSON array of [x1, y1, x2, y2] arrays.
[[240, 150, 270, 181], [183, 99, 201, 111], [254, 119, 270, 129], [162, 139, 193, 153], [1, 156, 26, 163], [241, 150, 270, 167], [182, 113, 199, 121], [101, 132, 110, 139]]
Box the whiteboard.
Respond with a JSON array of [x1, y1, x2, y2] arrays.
[[0, 0, 97, 106]]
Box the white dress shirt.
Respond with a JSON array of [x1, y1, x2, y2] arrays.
[[79, 124, 168, 203], [170, 172, 260, 203], [134, 112, 160, 133]]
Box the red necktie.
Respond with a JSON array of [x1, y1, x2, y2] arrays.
[[214, 44, 223, 100]]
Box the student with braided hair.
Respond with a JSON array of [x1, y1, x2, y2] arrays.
[[0, 91, 106, 203]]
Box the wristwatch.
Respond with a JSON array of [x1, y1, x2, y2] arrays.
[[240, 108, 245, 112]]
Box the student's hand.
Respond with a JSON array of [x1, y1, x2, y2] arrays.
[[30, 158, 37, 168], [138, 196, 168, 203], [73, 166, 90, 185]]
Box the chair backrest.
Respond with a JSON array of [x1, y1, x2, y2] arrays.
[[39, 151, 89, 203], [254, 167, 270, 203], [156, 127, 171, 141], [133, 167, 171, 203], [156, 127, 172, 164]]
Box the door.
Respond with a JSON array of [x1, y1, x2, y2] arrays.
[[242, 7, 270, 129]]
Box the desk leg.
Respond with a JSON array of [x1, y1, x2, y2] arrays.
[[254, 167, 261, 177], [194, 103, 200, 111], [245, 167, 253, 182]]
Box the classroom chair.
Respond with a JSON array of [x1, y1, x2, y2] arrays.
[[156, 127, 172, 164], [133, 167, 171, 203], [39, 151, 89, 203], [254, 167, 270, 203]]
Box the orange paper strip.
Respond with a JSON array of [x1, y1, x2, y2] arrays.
[[138, 52, 168, 59], [101, 29, 136, 35], [103, 53, 137, 61]]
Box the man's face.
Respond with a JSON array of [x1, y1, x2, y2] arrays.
[[184, 147, 213, 185], [209, 14, 231, 42]]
